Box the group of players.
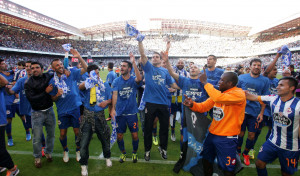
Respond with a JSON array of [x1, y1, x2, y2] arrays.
[[0, 39, 299, 176]]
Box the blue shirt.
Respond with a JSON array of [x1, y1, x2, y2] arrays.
[[112, 76, 141, 116], [106, 70, 117, 86], [261, 95, 300, 151], [12, 76, 32, 116], [0, 71, 16, 105], [49, 69, 82, 115], [238, 74, 270, 117], [142, 61, 175, 105], [178, 76, 208, 103], [264, 77, 279, 117], [82, 82, 112, 112], [0, 87, 7, 125], [79, 72, 88, 102], [202, 68, 224, 87]]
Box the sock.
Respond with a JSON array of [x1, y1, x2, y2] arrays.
[[266, 129, 271, 141], [21, 119, 29, 132], [171, 128, 175, 135], [59, 137, 69, 152], [75, 136, 80, 152], [41, 133, 46, 147], [256, 167, 268, 176], [252, 129, 261, 149], [132, 139, 139, 153], [152, 127, 157, 137], [244, 138, 254, 155], [180, 140, 183, 150], [237, 136, 244, 154], [117, 139, 125, 153], [6, 123, 12, 140]]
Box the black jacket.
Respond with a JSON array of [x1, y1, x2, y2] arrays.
[[25, 72, 53, 111]]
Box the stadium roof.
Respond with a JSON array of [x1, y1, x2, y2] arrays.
[[0, 0, 84, 37], [81, 19, 251, 38], [249, 12, 300, 36]]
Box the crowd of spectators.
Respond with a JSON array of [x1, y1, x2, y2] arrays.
[[1, 24, 300, 58]]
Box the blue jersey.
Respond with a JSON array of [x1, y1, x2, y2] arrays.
[[238, 74, 270, 117], [142, 61, 175, 105], [0, 71, 16, 105], [11, 76, 32, 116], [106, 70, 117, 86], [178, 76, 208, 103], [260, 95, 300, 151], [264, 77, 279, 117], [202, 68, 224, 87], [82, 82, 112, 112], [0, 87, 7, 126], [112, 76, 141, 116], [49, 69, 82, 115]]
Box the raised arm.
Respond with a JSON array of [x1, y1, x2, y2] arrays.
[[161, 51, 179, 82], [70, 49, 87, 75], [138, 41, 148, 66], [130, 52, 142, 83], [263, 52, 282, 77]]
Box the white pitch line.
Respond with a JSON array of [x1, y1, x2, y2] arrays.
[[8, 150, 297, 169]]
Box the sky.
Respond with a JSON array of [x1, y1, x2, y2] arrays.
[[9, 0, 300, 29]]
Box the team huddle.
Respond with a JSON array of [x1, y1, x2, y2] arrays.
[[0, 39, 299, 176]]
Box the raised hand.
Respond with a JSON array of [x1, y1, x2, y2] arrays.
[[160, 51, 169, 63], [199, 67, 207, 85], [129, 52, 135, 64], [70, 49, 81, 58]]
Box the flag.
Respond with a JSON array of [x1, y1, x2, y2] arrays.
[[62, 43, 71, 52], [110, 117, 117, 146], [278, 45, 292, 66], [125, 22, 145, 42], [87, 59, 93, 63]]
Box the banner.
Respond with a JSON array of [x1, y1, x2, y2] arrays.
[[174, 107, 243, 176], [278, 45, 292, 66], [72, 57, 78, 62]]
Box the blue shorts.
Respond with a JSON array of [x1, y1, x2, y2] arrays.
[[116, 114, 139, 133], [263, 115, 272, 128], [57, 107, 80, 129], [171, 103, 182, 114], [6, 104, 21, 118], [258, 140, 299, 175], [203, 133, 238, 172], [241, 114, 260, 133]]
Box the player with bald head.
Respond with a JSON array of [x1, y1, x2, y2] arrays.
[[183, 70, 246, 176]]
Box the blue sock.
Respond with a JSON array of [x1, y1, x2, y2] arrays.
[[180, 140, 183, 150], [59, 137, 69, 152], [266, 129, 271, 141], [132, 139, 139, 153], [244, 138, 254, 155], [256, 167, 268, 176], [237, 136, 244, 154], [252, 129, 261, 149], [75, 136, 80, 151], [171, 128, 175, 135], [6, 123, 12, 139], [117, 139, 125, 153], [152, 128, 157, 136], [21, 119, 29, 132], [41, 133, 46, 147]]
